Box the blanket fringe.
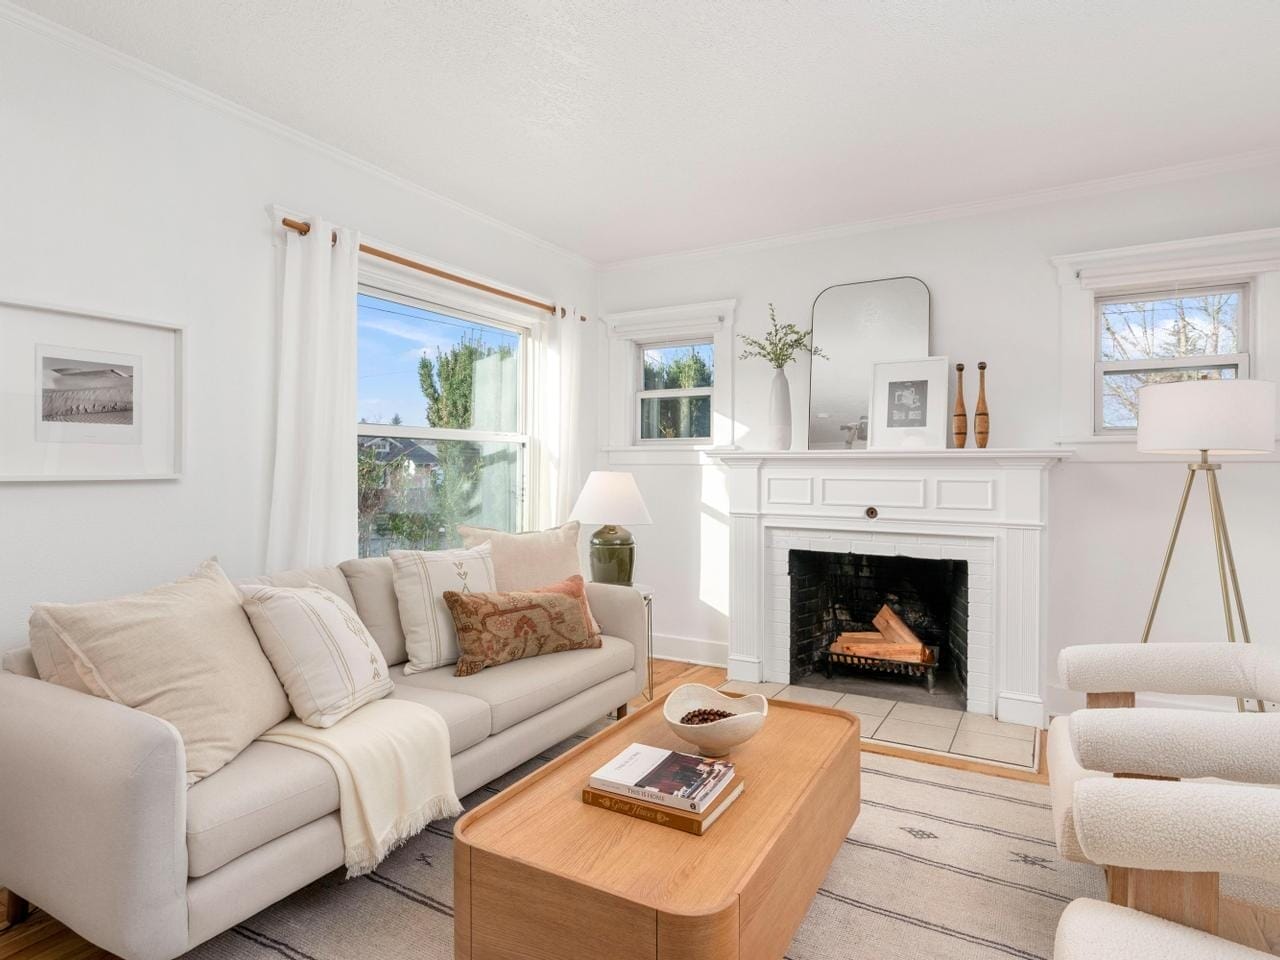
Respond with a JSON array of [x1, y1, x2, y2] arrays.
[[345, 792, 463, 878]]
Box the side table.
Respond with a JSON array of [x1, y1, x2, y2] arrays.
[[631, 582, 655, 700]]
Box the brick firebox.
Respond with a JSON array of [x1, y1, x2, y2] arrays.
[[789, 550, 969, 690]]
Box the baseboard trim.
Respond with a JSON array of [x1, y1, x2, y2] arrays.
[[997, 692, 1045, 728], [652, 632, 728, 667]]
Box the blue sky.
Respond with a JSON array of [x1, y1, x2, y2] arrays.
[[357, 293, 519, 426]]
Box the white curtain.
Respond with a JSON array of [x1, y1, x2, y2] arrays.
[[535, 306, 583, 527], [265, 215, 360, 570]]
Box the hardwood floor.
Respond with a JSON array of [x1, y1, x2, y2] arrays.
[[4, 658, 1278, 958]]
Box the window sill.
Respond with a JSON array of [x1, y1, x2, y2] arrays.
[[1057, 437, 1280, 464], [602, 444, 734, 466]]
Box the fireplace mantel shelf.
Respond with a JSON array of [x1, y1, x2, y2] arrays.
[[710, 447, 1072, 465]]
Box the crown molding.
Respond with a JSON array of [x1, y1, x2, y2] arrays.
[[600, 149, 1280, 272], [0, 0, 595, 269]]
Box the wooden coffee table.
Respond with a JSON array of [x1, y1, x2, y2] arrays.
[[454, 694, 860, 960]]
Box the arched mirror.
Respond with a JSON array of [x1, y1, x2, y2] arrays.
[[808, 277, 930, 448]]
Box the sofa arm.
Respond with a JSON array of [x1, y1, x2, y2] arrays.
[[1073, 778, 1280, 881], [1059, 642, 1280, 702], [0, 673, 189, 960], [586, 582, 648, 682], [1070, 708, 1280, 782]]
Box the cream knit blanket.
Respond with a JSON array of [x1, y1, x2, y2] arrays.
[[259, 698, 462, 877]]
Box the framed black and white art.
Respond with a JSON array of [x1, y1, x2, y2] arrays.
[[867, 356, 949, 450], [0, 299, 184, 481]]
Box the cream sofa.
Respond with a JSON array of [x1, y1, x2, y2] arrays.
[[0, 558, 647, 960]]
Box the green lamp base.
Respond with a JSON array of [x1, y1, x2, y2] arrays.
[[589, 524, 636, 586]]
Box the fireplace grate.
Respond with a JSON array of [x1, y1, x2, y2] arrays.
[[822, 644, 941, 693]]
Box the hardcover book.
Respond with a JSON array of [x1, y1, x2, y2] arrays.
[[582, 781, 745, 836], [588, 742, 735, 813]]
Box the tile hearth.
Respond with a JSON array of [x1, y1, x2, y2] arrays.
[[718, 680, 1038, 770]]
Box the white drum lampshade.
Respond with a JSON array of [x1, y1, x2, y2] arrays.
[[1137, 379, 1276, 455]]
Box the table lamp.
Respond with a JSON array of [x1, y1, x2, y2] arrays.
[[1136, 378, 1276, 708], [569, 471, 653, 586]]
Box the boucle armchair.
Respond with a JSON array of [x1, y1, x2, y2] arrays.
[[1049, 641, 1280, 934]]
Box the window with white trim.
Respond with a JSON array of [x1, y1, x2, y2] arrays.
[[1095, 283, 1250, 431], [637, 340, 714, 440], [356, 288, 528, 555]]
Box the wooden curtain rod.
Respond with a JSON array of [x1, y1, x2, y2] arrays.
[[280, 217, 586, 322]]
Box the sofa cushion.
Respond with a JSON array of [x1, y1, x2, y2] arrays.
[[2, 645, 39, 679], [446, 580, 601, 678], [392, 635, 634, 734], [1048, 714, 1108, 863], [248, 565, 357, 608], [241, 584, 393, 727], [388, 681, 492, 755], [459, 522, 599, 633], [186, 740, 339, 878], [391, 544, 497, 673], [32, 560, 290, 785], [339, 556, 407, 666]]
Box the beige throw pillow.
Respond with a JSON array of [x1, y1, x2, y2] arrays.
[[458, 522, 600, 633], [241, 583, 393, 727], [28, 611, 99, 695], [459, 521, 583, 591], [390, 543, 497, 674], [29, 560, 290, 785]]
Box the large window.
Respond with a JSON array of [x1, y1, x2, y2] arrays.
[[1095, 284, 1249, 431], [637, 340, 714, 440], [356, 290, 526, 556]]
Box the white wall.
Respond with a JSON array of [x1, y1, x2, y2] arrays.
[[596, 161, 1280, 715], [0, 13, 597, 649]]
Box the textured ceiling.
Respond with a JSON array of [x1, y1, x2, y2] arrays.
[[13, 0, 1280, 262]]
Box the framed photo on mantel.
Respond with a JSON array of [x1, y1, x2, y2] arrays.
[[0, 298, 184, 481], [868, 356, 949, 451]]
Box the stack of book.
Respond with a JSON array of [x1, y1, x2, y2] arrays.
[[583, 742, 744, 835]]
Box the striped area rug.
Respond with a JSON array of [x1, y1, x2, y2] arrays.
[[185, 736, 1103, 960]]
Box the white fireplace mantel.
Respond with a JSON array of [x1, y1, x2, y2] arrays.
[[709, 448, 1071, 727]]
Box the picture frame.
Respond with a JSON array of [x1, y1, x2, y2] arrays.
[[0, 298, 184, 481], [867, 356, 950, 450]]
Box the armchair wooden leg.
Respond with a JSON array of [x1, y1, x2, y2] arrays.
[[1127, 869, 1219, 934], [4, 889, 30, 926], [1087, 692, 1136, 709], [616, 703, 628, 720], [1105, 866, 1129, 906]]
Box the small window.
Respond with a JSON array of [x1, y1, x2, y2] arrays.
[[356, 290, 527, 556], [1095, 284, 1249, 431], [637, 341, 714, 440]]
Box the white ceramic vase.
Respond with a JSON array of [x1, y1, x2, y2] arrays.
[[768, 367, 792, 450]]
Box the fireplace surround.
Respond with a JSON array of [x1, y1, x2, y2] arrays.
[[710, 449, 1069, 726]]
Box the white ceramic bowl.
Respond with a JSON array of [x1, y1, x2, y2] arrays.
[[663, 683, 768, 757]]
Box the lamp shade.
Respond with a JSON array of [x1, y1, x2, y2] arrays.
[[1137, 379, 1276, 454], [569, 471, 653, 525]]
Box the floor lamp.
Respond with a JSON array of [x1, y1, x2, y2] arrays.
[[1137, 378, 1276, 711]]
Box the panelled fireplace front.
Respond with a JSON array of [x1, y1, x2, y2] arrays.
[[712, 449, 1068, 726]]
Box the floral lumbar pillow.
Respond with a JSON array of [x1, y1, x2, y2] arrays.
[[444, 575, 601, 677], [389, 543, 497, 674], [240, 583, 393, 728]]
